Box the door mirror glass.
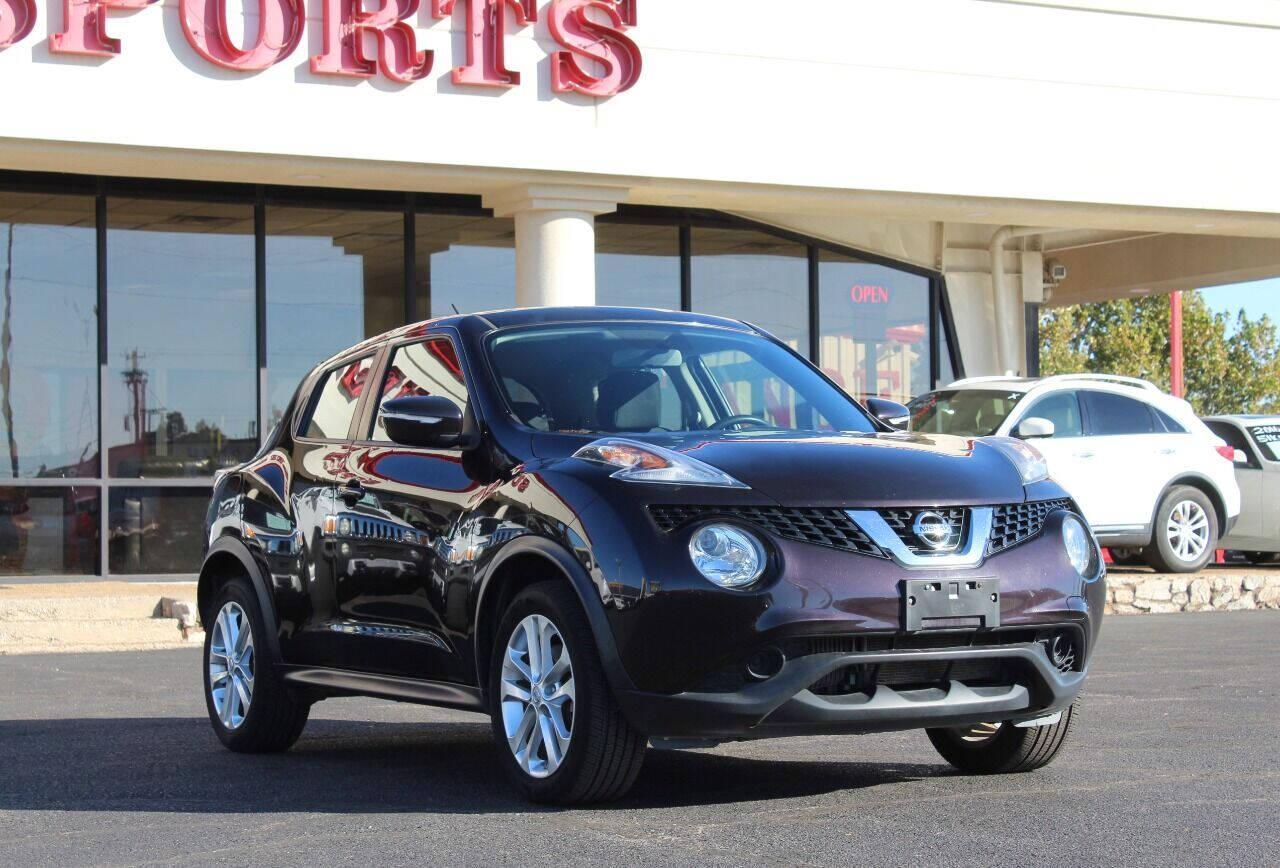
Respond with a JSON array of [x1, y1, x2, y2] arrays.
[[380, 396, 464, 449], [865, 397, 910, 429], [1017, 417, 1056, 439]]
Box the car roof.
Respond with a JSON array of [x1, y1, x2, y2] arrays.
[[313, 306, 757, 371], [1205, 414, 1280, 424]]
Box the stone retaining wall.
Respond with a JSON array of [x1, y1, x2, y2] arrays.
[[1106, 574, 1280, 615]]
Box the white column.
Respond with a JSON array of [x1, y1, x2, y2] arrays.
[[485, 185, 628, 308]]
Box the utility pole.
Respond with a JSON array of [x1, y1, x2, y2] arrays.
[[1170, 290, 1184, 398], [122, 349, 148, 444]]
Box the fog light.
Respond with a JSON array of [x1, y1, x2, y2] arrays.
[[745, 646, 785, 681], [1046, 632, 1078, 673]]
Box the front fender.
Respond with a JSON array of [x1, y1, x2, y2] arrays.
[[473, 531, 636, 695], [198, 535, 285, 665]]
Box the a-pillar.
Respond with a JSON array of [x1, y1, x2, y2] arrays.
[[484, 185, 628, 308]]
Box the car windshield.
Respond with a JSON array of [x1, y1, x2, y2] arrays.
[[908, 389, 1025, 437], [486, 323, 877, 435], [1248, 423, 1280, 462]]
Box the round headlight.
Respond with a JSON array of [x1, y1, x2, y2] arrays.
[[689, 524, 766, 589], [1061, 513, 1097, 577]]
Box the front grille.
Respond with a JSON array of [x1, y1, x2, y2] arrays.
[[648, 505, 885, 558], [988, 498, 1074, 554], [878, 507, 967, 553], [810, 657, 1019, 696]]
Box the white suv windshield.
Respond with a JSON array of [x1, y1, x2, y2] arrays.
[[909, 389, 1025, 437], [486, 323, 877, 435]]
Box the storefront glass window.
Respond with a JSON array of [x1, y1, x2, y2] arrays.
[[596, 222, 680, 310], [415, 213, 516, 319], [0, 486, 99, 575], [938, 305, 957, 386], [691, 228, 809, 355], [0, 192, 98, 478], [818, 251, 931, 403], [267, 206, 405, 430], [107, 487, 210, 575], [107, 199, 257, 477]]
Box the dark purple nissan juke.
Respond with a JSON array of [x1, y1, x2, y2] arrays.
[[198, 307, 1105, 804]]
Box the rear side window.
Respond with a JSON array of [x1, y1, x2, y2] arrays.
[[1081, 391, 1155, 436], [1152, 407, 1186, 433], [1021, 391, 1083, 438], [1248, 424, 1280, 462], [1206, 421, 1259, 467], [369, 337, 470, 442], [298, 355, 374, 441]]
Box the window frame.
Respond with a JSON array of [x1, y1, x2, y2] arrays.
[[1079, 390, 1160, 437], [359, 333, 472, 447], [1017, 389, 1085, 439], [293, 349, 383, 445]]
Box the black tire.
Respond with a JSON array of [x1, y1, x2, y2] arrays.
[[203, 577, 309, 753], [927, 702, 1077, 774], [488, 581, 646, 804], [1143, 485, 1218, 574]]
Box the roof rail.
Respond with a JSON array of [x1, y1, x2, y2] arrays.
[[946, 375, 1028, 387], [1037, 374, 1162, 393]]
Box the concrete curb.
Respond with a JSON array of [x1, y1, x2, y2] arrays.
[[1105, 572, 1280, 615], [0, 581, 202, 655]]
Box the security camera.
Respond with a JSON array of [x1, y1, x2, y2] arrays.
[[1045, 259, 1068, 284]]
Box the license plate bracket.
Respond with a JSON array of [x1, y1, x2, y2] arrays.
[[903, 578, 1001, 631]]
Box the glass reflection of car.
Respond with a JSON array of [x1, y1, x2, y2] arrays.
[[197, 308, 1105, 805], [909, 375, 1240, 574], [1204, 415, 1280, 565]]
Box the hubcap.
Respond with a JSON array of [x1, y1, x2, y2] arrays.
[[500, 613, 575, 778], [208, 601, 255, 730], [1166, 500, 1210, 562]]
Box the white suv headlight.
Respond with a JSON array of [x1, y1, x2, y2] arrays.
[[984, 436, 1049, 485], [688, 524, 766, 589], [573, 438, 748, 488]]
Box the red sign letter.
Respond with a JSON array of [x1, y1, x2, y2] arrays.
[[0, 0, 35, 48], [311, 0, 432, 83], [180, 0, 303, 71], [49, 0, 157, 56], [433, 0, 536, 88], [549, 0, 640, 97]]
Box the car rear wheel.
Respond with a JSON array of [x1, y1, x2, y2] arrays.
[[488, 581, 646, 804], [927, 702, 1077, 774], [1144, 486, 1218, 573], [203, 577, 309, 753]]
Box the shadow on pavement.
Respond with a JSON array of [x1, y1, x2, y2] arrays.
[[0, 716, 935, 813]]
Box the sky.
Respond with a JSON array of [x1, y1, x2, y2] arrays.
[[1199, 277, 1280, 326]]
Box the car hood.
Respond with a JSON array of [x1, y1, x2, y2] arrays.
[[646, 430, 1027, 507]]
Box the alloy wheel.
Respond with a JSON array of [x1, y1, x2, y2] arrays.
[[1166, 500, 1210, 563], [208, 601, 255, 730], [500, 613, 575, 778], [955, 721, 1002, 743]]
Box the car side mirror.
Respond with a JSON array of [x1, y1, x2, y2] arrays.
[[1234, 448, 1250, 466], [865, 397, 910, 430], [381, 396, 465, 449], [1016, 417, 1055, 439]]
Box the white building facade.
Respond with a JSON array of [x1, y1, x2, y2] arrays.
[[1, 0, 1279, 577]]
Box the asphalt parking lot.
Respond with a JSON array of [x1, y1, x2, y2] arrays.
[[1, 612, 1278, 867]]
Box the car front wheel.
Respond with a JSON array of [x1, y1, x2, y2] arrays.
[[488, 581, 646, 804], [927, 702, 1077, 774], [203, 577, 309, 752], [1144, 485, 1218, 573]]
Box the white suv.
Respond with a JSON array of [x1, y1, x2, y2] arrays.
[[908, 374, 1241, 573]]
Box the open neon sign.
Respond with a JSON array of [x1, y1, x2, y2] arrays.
[[0, 0, 641, 97]]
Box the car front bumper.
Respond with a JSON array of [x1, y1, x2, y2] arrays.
[[614, 640, 1085, 741]]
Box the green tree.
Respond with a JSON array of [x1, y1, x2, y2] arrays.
[[1039, 291, 1280, 415]]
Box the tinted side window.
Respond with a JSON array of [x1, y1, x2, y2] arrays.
[[1082, 391, 1156, 435], [1206, 421, 1258, 467], [299, 356, 374, 441], [1246, 424, 1280, 463], [370, 338, 469, 442], [1022, 391, 1083, 438]]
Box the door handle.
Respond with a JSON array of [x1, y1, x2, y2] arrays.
[[1073, 451, 1095, 459], [1157, 448, 1175, 455], [340, 480, 366, 505]]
